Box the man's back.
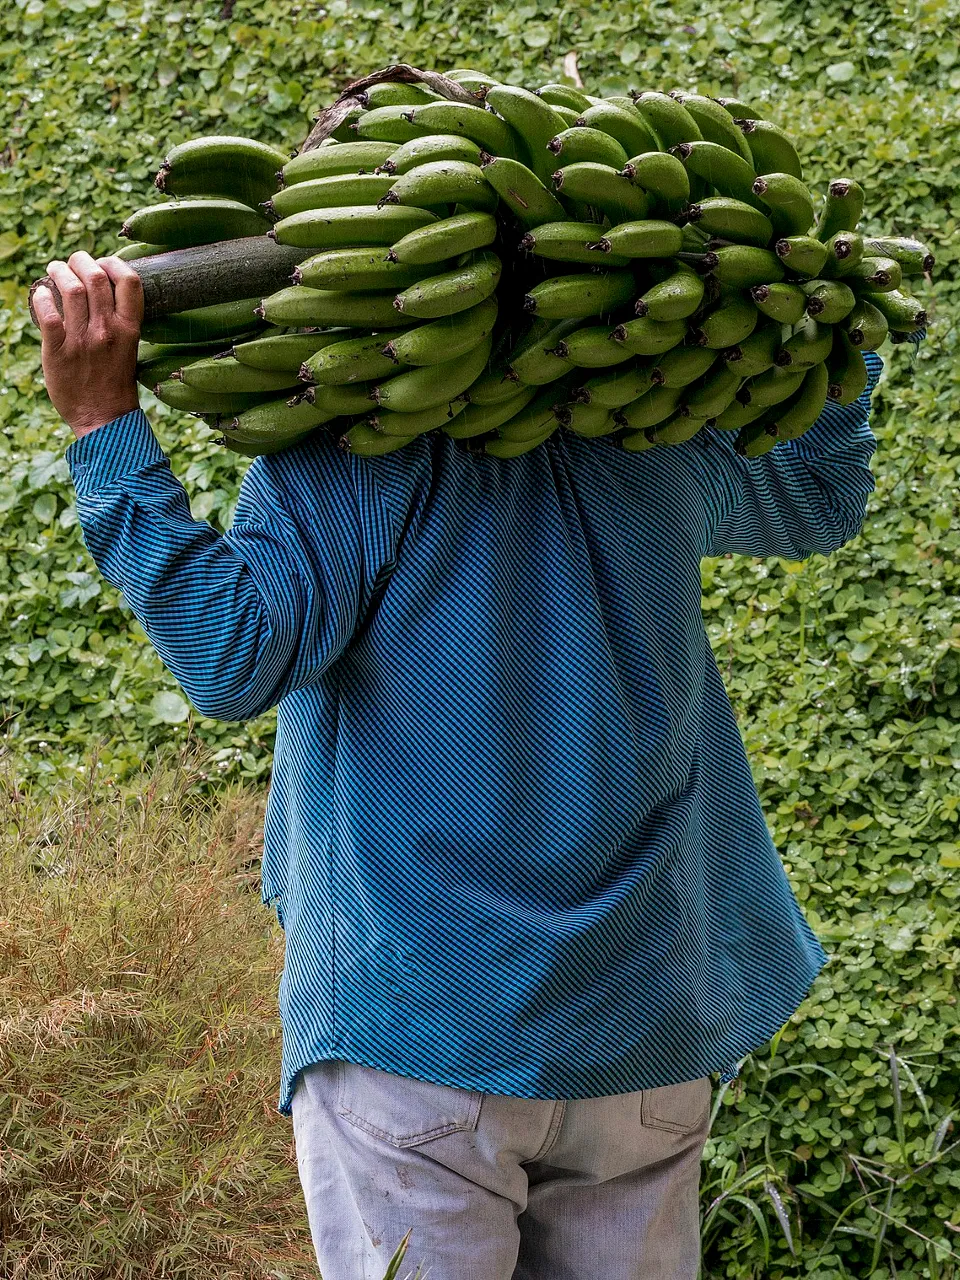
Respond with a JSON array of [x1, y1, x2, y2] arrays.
[[67, 354, 880, 1117]]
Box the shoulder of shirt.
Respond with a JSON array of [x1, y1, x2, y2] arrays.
[[246, 427, 436, 534]]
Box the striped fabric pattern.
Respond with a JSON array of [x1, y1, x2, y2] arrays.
[[67, 349, 886, 1118]]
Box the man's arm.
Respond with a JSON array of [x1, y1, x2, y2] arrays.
[[701, 350, 887, 561], [35, 253, 400, 722]]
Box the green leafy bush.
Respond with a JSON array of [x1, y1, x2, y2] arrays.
[[0, 1, 958, 1276]]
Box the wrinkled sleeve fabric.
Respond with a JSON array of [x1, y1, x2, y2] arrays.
[[66, 409, 402, 721], [702, 348, 887, 561]]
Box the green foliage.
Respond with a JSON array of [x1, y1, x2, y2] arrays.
[[0, 0, 958, 1276]]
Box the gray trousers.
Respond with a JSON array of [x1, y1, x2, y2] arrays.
[[291, 1058, 712, 1280]]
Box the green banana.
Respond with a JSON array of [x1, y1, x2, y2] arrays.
[[484, 85, 568, 183], [121, 198, 270, 247], [556, 324, 637, 368], [468, 366, 531, 404], [506, 318, 584, 384], [735, 118, 803, 180], [770, 361, 829, 440], [741, 364, 806, 407], [178, 355, 300, 394], [372, 332, 493, 411], [609, 315, 690, 356], [751, 173, 815, 237], [735, 419, 780, 457], [551, 162, 651, 220], [802, 279, 856, 323], [480, 156, 567, 228], [634, 267, 705, 321], [341, 421, 418, 454], [689, 294, 758, 348], [649, 344, 717, 388], [580, 359, 660, 406], [370, 397, 469, 436], [843, 256, 902, 292], [721, 321, 783, 377], [588, 219, 683, 259], [281, 141, 397, 186], [155, 135, 288, 207], [630, 91, 702, 147], [378, 133, 483, 176], [774, 235, 829, 278], [216, 428, 318, 457], [546, 127, 629, 171], [256, 286, 407, 328], [152, 380, 277, 416], [381, 297, 498, 365], [445, 69, 502, 92], [649, 411, 710, 445], [698, 245, 785, 289], [775, 318, 834, 368], [859, 288, 926, 332], [680, 361, 742, 418], [713, 396, 771, 431], [523, 271, 636, 319], [863, 237, 935, 275], [352, 105, 429, 144], [627, 91, 701, 149], [619, 425, 658, 452], [714, 97, 763, 120], [537, 84, 594, 112], [498, 385, 570, 441], [233, 330, 352, 372], [300, 331, 412, 385], [140, 297, 265, 345], [554, 399, 618, 436], [671, 141, 760, 207], [443, 387, 537, 437], [825, 330, 869, 405], [672, 94, 753, 162], [329, 106, 367, 142], [749, 282, 807, 325], [519, 221, 632, 266], [685, 196, 773, 248], [393, 249, 501, 318], [576, 103, 660, 157], [814, 179, 865, 242], [294, 247, 439, 290], [115, 241, 167, 261], [266, 173, 396, 218], [485, 426, 557, 457], [220, 393, 335, 445], [621, 152, 691, 205], [403, 101, 521, 158], [819, 230, 864, 277], [388, 210, 498, 265], [307, 381, 378, 414], [381, 160, 497, 211], [359, 82, 441, 110], [617, 383, 685, 431], [269, 203, 438, 248]]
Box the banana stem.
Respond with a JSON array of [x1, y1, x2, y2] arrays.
[[298, 64, 480, 155], [28, 236, 305, 329]]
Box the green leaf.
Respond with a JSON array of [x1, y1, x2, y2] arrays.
[[150, 691, 190, 724]]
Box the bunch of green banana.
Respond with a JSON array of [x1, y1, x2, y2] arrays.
[[123, 80, 932, 461]]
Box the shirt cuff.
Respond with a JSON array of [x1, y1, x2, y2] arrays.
[[66, 409, 167, 498]]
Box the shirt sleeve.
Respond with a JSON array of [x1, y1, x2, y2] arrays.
[[701, 348, 890, 561], [66, 409, 402, 722]]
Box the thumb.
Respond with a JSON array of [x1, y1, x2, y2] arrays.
[[32, 285, 66, 352]]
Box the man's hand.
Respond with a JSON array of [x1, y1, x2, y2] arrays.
[[33, 252, 144, 440]]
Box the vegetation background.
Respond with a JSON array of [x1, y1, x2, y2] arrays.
[[1, 0, 958, 1275]]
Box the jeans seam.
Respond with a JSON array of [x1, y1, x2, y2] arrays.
[[528, 1099, 566, 1163]]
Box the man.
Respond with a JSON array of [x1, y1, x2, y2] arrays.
[[36, 250, 886, 1280]]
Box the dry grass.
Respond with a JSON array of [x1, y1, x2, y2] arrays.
[[0, 746, 320, 1279]]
